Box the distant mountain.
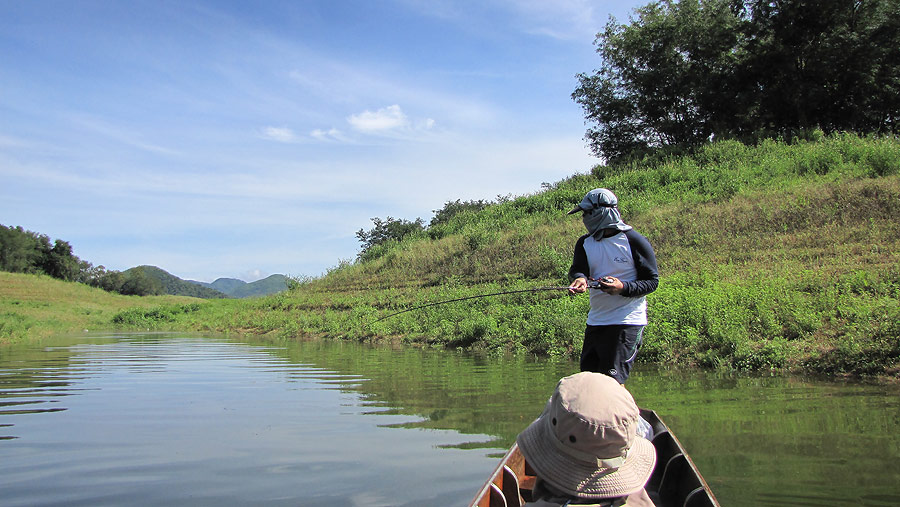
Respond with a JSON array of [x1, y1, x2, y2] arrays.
[[206, 278, 246, 295], [189, 274, 290, 298], [127, 266, 230, 299]]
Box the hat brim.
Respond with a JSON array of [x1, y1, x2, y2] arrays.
[[566, 206, 583, 215], [516, 414, 656, 499]]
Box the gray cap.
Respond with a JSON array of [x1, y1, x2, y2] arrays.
[[567, 188, 618, 215]]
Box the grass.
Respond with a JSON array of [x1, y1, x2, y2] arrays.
[[3, 133, 899, 378], [0, 272, 201, 344]]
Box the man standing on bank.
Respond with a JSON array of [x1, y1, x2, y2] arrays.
[[567, 188, 659, 384]]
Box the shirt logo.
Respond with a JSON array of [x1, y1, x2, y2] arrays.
[[614, 256, 630, 264]]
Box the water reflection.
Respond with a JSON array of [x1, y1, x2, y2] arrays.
[[0, 333, 898, 506]]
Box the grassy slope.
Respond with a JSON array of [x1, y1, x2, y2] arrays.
[[4, 134, 899, 377], [0, 272, 201, 344]]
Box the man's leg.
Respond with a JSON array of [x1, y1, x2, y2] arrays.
[[612, 325, 644, 383], [580, 325, 644, 383]]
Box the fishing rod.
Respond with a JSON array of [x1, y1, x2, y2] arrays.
[[371, 277, 614, 323]]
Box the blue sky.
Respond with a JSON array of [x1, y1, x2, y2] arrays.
[[1, 0, 645, 282]]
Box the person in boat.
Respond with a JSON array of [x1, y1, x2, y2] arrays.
[[516, 371, 656, 506], [566, 188, 659, 383]]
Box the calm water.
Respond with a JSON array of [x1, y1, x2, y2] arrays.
[[1, 333, 898, 506]]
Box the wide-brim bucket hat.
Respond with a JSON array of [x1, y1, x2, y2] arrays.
[[516, 372, 655, 499]]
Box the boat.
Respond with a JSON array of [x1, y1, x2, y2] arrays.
[[470, 409, 720, 507]]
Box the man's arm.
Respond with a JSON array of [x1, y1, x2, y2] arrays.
[[568, 234, 590, 281], [567, 235, 590, 294], [622, 229, 659, 297]]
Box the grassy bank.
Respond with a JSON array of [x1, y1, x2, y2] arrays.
[[0, 272, 200, 344], [4, 134, 899, 378]]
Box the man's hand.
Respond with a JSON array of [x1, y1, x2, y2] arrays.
[[568, 277, 588, 294], [599, 276, 624, 295]]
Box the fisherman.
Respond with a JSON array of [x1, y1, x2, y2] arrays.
[[516, 371, 657, 506], [567, 188, 659, 383]]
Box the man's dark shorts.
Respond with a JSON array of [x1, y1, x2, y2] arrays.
[[580, 324, 644, 383]]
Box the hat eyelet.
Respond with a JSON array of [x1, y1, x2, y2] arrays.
[[569, 435, 577, 443], [551, 418, 557, 426]]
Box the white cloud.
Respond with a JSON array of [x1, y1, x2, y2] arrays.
[[240, 269, 267, 282], [347, 104, 409, 133], [261, 126, 297, 142], [342, 105, 437, 140], [310, 128, 348, 142]]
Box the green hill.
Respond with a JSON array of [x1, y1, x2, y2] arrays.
[[101, 134, 900, 378], [206, 278, 247, 295], [189, 274, 289, 298], [231, 275, 290, 298], [127, 266, 229, 299]]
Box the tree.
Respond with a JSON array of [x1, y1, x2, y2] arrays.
[[742, 0, 900, 137], [356, 216, 424, 261], [574, 0, 743, 161], [0, 225, 82, 280], [429, 199, 491, 228], [0, 225, 41, 273], [43, 240, 80, 281], [574, 0, 900, 162], [119, 269, 163, 296]]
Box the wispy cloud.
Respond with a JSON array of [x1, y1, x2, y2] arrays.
[[261, 126, 297, 143], [70, 115, 181, 155], [310, 128, 348, 142]]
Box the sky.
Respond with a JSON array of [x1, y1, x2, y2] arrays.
[[1, 0, 645, 283]]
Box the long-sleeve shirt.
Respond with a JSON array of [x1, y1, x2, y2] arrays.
[[568, 229, 659, 326]]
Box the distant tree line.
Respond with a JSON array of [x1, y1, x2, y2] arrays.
[[573, 0, 900, 162], [0, 224, 161, 296]]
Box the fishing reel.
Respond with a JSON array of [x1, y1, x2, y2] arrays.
[[586, 277, 615, 289]]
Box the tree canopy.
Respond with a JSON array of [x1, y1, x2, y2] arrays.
[[355, 216, 425, 261], [573, 0, 900, 162], [0, 225, 84, 283]]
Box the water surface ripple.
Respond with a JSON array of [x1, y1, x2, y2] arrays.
[[1, 333, 898, 506]]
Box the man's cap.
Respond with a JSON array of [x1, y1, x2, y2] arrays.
[[567, 188, 619, 215]]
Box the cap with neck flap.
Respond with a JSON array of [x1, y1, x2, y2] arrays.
[[568, 188, 631, 237]]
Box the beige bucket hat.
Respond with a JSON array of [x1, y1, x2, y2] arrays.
[[516, 372, 656, 499]]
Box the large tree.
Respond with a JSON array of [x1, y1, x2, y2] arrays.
[[574, 0, 900, 162]]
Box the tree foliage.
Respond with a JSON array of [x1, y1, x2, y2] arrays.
[[0, 225, 86, 282], [355, 216, 425, 261], [574, 0, 900, 162], [0, 224, 158, 296], [429, 199, 491, 228]]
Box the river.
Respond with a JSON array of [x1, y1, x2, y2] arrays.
[[1, 333, 898, 506]]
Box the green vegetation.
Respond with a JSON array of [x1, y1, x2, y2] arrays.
[[0, 271, 200, 344], [1, 225, 87, 283], [86, 134, 899, 379], [0, 226, 214, 297], [574, 0, 899, 162], [2, 2, 898, 378]]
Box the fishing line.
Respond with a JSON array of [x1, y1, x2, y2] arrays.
[[370, 281, 610, 323]]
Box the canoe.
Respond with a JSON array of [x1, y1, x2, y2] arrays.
[[470, 409, 720, 507]]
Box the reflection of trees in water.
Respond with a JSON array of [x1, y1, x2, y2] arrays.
[[252, 336, 578, 449]]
